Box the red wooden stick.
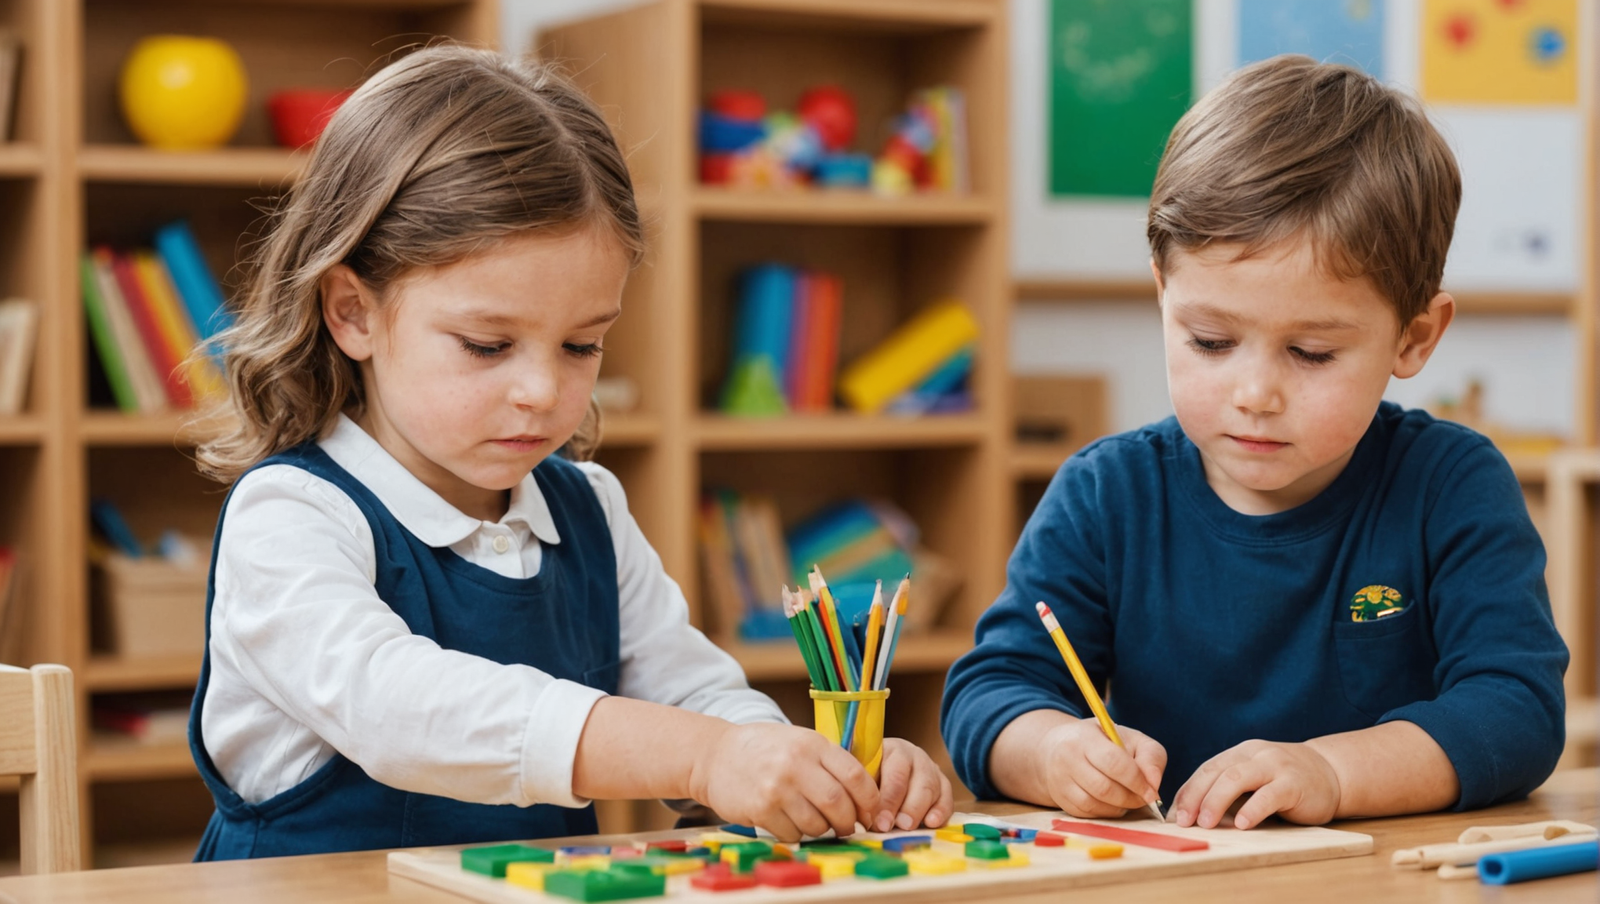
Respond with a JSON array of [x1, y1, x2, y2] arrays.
[[1051, 819, 1210, 852]]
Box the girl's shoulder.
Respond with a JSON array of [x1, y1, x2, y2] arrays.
[[222, 460, 375, 551]]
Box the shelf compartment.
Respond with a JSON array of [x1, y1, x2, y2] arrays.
[[700, 0, 997, 32], [79, 411, 233, 448], [79, 146, 304, 187], [83, 740, 196, 781], [1010, 445, 1069, 480], [84, 655, 203, 693], [0, 416, 43, 444], [0, 143, 41, 177], [693, 189, 995, 226], [696, 412, 985, 450], [727, 628, 971, 682], [83, 1, 491, 147]]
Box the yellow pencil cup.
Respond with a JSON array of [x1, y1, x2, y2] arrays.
[[810, 688, 890, 780]]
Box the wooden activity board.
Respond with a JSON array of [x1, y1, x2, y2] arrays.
[[387, 810, 1373, 903]]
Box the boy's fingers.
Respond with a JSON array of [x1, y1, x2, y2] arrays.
[[1170, 747, 1243, 825], [1083, 741, 1156, 809], [1195, 760, 1269, 829], [1232, 780, 1290, 830]]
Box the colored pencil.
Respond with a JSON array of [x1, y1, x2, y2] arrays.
[[874, 575, 909, 690], [783, 587, 825, 689], [1036, 601, 1165, 823]]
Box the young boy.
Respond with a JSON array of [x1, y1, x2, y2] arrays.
[[942, 55, 1568, 831]]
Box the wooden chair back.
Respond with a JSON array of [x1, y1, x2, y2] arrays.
[[0, 664, 81, 872]]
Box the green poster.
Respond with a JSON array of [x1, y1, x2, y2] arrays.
[[1049, 0, 1193, 198]]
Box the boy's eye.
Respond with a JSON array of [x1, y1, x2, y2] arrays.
[[1187, 335, 1232, 356], [459, 336, 508, 358], [1291, 346, 1337, 365], [564, 342, 605, 359]]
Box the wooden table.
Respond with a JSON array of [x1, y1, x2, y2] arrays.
[[2, 769, 1595, 904]]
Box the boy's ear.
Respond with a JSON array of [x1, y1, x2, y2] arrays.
[[320, 264, 377, 362], [1393, 292, 1455, 379]]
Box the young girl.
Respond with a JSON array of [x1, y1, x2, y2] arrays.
[[187, 46, 952, 859]]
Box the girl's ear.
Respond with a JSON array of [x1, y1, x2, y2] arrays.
[[321, 264, 377, 362]]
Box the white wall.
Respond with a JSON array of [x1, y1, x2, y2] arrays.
[[501, 0, 1583, 437]]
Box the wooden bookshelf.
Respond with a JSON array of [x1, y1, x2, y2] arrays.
[[540, 0, 1011, 816]]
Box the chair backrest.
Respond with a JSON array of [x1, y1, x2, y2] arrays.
[[0, 664, 81, 873]]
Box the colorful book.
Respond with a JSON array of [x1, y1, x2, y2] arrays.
[[80, 254, 137, 412], [0, 297, 37, 415], [154, 220, 232, 342], [721, 264, 796, 414], [802, 272, 842, 410], [134, 250, 223, 401], [784, 271, 814, 408], [110, 248, 192, 408], [698, 495, 749, 637], [838, 299, 979, 413], [89, 249, 166, 412]]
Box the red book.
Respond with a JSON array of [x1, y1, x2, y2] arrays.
[[804, 272, 842, 410], [106, 248, 192, 408], [785, 270, 814, 409]]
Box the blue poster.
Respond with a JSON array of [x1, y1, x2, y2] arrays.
[[1238, 0, 1386, 79]]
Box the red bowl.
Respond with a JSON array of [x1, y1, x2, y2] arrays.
[[266, 89, 353, 149]]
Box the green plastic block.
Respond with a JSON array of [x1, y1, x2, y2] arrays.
[[854, 855, 911, 879], [611, 856, 683, 876], [722, 841, 773, 872], [460, 844, 555, 877], [721, 356, 788, 417], [965, 839, 1010, 860], [962, 823, 1002, 840], [544, 867, 667, 902]]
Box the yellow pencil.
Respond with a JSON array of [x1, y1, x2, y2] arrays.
[[1035, 601, 1165, 823]]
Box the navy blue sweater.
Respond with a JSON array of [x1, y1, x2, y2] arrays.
[[942, 403, 1567, 810]]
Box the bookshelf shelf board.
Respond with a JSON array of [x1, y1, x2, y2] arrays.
[[694, 412, 986, 450], [1011, 445, 1070, 480], [0, 415, 45, 444], [84, 654, 203, 692], [599, 413, 660, 447], [1450, 291, 1573, 316], [701, 0, 996, 31], [83, 739, 198, 781], [1013, 278, 1157, 302], [693, 188, 994, 226], [0, 142, 43, 176], [727, 629, 973, 682], [79, 411, 233, 447], [79, 145, 305, 186]]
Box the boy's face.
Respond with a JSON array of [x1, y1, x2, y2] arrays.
[[1155, 240, 1450, 516]]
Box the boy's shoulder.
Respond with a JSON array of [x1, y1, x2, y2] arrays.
[[1369, 401, 1505, 481]]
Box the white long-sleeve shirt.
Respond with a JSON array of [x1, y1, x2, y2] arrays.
[[200, 413, 785, 807]]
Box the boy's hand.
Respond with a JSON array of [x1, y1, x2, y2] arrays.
[[872, 737, 954, 832], [690, 722, 879, 842], [1039, 717, 1166, 818], [1170, 740, 1340, 830]]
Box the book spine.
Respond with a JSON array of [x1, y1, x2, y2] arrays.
[[0, 298, 37, 415], [806, 272, 842, 410], [135, 251, 224, 401], [112, 250, 192, 408], [837, 299, 979, 413], [79, 252, 139, 412], [154, 220, 231, 340], [785, 271, 814, 409]]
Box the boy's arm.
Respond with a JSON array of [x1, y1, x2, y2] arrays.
[[941, 453, 1118, 800]]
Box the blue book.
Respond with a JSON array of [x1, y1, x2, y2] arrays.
[[722, 264, 795, 401], [154, 220, 232, 342], [90, 498, 143, 558]]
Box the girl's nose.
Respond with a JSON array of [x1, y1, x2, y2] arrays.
[[509, 359, 560, 411]]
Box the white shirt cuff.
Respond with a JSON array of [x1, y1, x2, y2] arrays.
[[521, 679, 609, 808]]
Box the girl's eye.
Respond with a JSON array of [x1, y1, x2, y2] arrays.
[[1187, 335, 1231, 356], [1291, 347, 1337, 365], [564, 342, 604, 359], [459, 336, 508, 358]]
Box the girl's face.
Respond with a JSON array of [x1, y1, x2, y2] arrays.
[[327, 227, 628, 521]]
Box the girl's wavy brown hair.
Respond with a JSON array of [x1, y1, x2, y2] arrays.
[[195, 45, 643, 482]]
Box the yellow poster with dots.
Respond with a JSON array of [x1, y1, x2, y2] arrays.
[[1422, 0, 1578, 105]]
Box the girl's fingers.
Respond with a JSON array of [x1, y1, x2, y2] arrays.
[[817, 744, 881, 831], [891, 759, 943, 830], [757, 808, 805, 844], [874, 743, 912, 832]]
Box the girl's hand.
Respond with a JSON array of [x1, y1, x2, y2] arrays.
[[690, 722, 880, 842], [872, 738, 953, 832], [1038, 718, 1166, 818], [1170, 740, 1340, 830]]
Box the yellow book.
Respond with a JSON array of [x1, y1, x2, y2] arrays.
[[132, 251, 224, 400], [838, 299, 978, 413]]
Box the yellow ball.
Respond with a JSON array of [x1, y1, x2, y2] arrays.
[[119, 36, 248, 150]]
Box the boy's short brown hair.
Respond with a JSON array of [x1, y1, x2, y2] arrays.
[[1147, 55, 1461, 327]]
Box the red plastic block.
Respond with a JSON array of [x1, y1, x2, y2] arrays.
[[1033, 832, 1065, 847], [646, 840, 689, 853], [690, 864, 758, 892], [1051, 820, 1209, 852], [753, 861, 822, 888]]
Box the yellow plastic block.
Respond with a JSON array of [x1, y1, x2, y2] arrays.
[[505, 862, 557, 890], [974, 849, 1030, 869], [805, 853, 860, 880], [837, 299, 980, 413], [856, 839, 883, 850], [659, 858, 707, 876], [904, 851, 967, 875], [935, 829, 974, 844], [697, 832, 751, 852], [555, 853, 611, 871], [1088, 843, 1124, 860]]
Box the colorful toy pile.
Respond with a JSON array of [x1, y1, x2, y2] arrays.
[[450, 815, 1144, 901], [698, 85, 967, 195]]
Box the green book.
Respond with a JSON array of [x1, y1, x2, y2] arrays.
[[80, 253, 137, 412]]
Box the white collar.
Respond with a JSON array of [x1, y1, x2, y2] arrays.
[[318, 413, 562, 549]]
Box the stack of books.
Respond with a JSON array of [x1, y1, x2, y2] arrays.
[[719, 263, 842, 417], [80, 220, 231, 413], [698, 490, 791, 639], [0, 297, 37, 415]]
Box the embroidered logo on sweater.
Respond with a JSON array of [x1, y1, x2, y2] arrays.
[[1350, 585, 1405, 622]]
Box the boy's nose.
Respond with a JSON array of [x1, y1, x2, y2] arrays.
[[1231, 361, 1285, 415]]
